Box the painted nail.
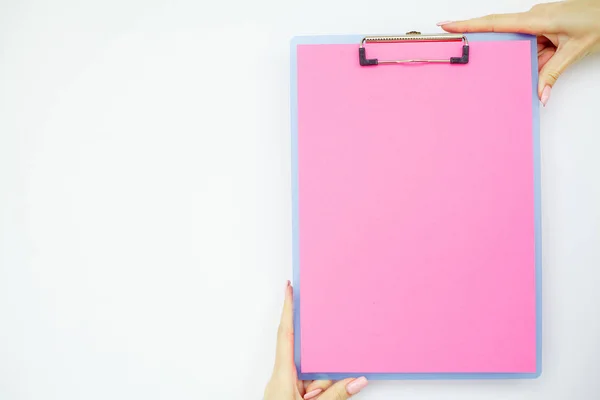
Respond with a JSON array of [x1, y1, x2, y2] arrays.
[[540, 85, 552, 107], [303, 388, 323, 399], [437, 21, 453, 26], [346, 377, 368, 395]]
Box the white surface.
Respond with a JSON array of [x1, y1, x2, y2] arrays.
[[0, 0, 599, 399]]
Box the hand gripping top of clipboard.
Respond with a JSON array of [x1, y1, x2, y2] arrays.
[[358, 31, 470, 65]]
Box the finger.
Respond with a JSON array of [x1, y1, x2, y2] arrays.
[[275, 281, 294, 371], [440, 2, 563, 34], [538, 40, 589, 104], [303, 380, 333, 399], [319, 377, 368, 400], [440, 12, 546, 34], [298, 380, 306, 397], [538, 46, 556, 71], [537, 36, 552, 54]]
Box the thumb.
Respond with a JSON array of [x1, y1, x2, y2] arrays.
[[319, 377, 368, 399], [274, 281, 294, 373], [538, 40, 588, 105]]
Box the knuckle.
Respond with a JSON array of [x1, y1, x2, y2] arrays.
[[277, 324, 293, 341], [546, 70, 560, 84], [530, 2, 559, 15], [529, 3, 544, 12], [333, 391, 347, 400], [483, 14, 499, 32], [513, 13, 536, 34], [530, 2, 562, 28]]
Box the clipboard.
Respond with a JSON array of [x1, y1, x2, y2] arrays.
[[291, 32, 541, 380]]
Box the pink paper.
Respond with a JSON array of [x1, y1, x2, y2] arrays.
[[297, 40, 536, 373]]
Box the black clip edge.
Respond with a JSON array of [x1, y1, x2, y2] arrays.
[[450, 45, 470, 64], [359, 47, 378, 66]]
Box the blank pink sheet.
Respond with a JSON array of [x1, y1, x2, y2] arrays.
[[297, 39, 536, 374]]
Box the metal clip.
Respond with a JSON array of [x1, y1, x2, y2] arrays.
[[358, 32, 470, 66]]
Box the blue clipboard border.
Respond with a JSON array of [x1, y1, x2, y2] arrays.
[[291, 33, 542, 380]]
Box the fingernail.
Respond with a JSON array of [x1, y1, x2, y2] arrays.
[[541, 85, 552, 107], [437, 21, 453, 26], [285, 280, 290, 293], [346, 377, 368, 395], [303, 388, 322, 399]]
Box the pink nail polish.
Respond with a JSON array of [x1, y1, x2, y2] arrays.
[[346, 377, 368, 395], [304, 388, 322, 399], [437, 21, 453, 26], [540, 85, 552, 107]]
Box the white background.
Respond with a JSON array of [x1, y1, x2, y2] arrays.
[[1, 0, 599, 399]]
